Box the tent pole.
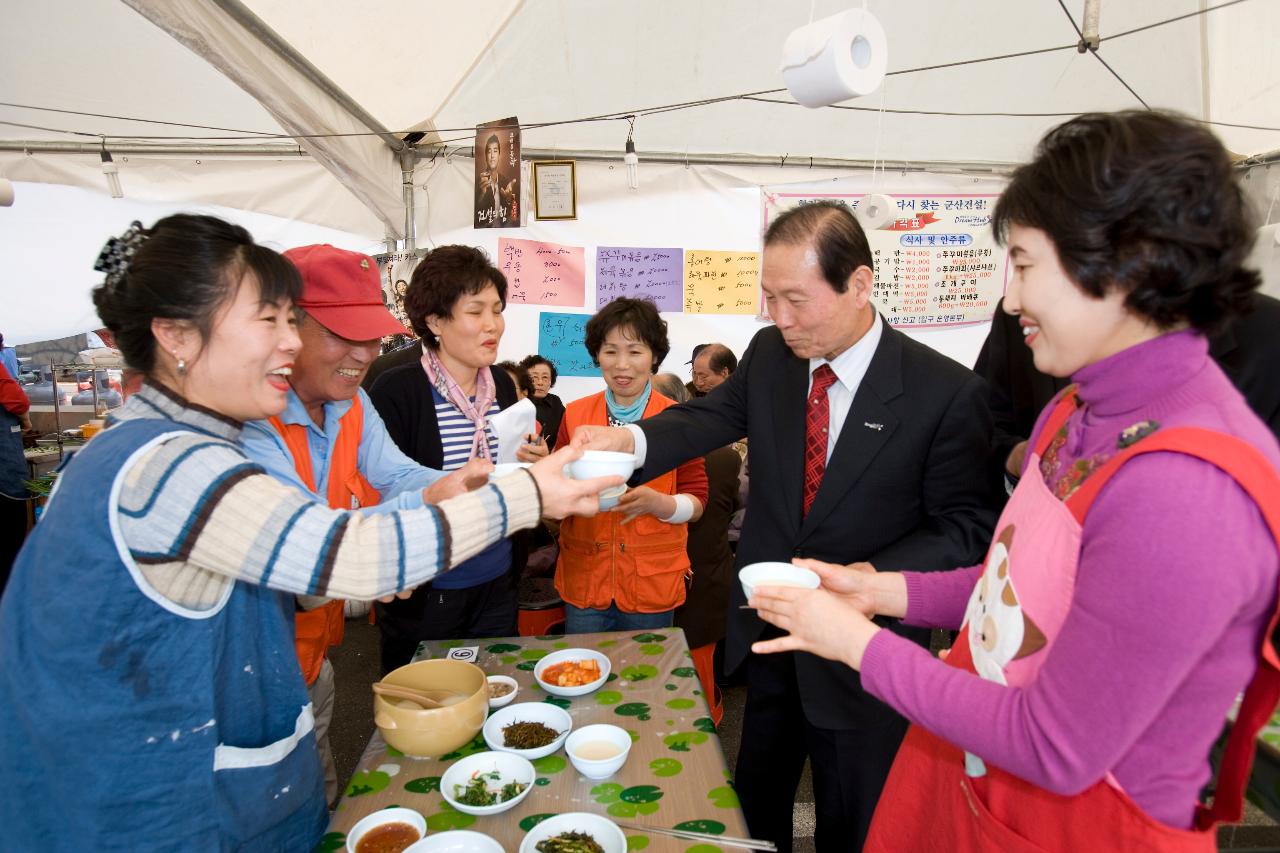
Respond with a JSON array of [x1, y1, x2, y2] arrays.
[[400, 149, 417, 252]]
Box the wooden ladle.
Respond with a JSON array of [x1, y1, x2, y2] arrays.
[[371, 681, 446, 709]]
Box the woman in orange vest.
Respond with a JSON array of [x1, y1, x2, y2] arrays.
[[556, 297, 709, 633], [748, 111, 1280, 851]]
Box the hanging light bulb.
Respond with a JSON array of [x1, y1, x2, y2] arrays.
[[623, 117, 639, 191], [100, 142, 123, 199]]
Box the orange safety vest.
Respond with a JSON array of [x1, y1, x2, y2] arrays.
[[268, 395, 382, 685], [555, 391, 690, 613]]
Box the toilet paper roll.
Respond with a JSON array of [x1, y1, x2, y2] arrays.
[[856, 193, 896, 231], [780, 8, 888, 108], [0, 178, 13, 207]]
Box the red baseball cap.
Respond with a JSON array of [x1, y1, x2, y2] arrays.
[[283, 244, 409, 341]]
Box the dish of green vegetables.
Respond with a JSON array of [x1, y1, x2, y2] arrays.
[[453, 769, 528, 807], [535, 831, 605, 853]]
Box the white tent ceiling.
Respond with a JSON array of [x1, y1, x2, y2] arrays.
[[4, 0, 1279, 237], [3, 0, 1279, 351]]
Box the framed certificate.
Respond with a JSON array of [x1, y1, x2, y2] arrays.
[[532, 160, 577, 220]]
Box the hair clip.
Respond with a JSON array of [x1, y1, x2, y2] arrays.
[[93, 220, 148, 286]]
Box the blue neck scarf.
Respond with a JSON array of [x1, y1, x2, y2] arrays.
[[605, 379, 653, 424]]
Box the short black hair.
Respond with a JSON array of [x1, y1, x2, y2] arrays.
[[584, 297, 670, 373], [519, 354, 558, 386], [485, 134, 500, 151], [763, 200, 874, 294], [993, 110, 1258, 333], [403, 245, 507, 349], [92, 214, 300, 374], [497, 360, 534, 397], [699, 343, 737, 375]]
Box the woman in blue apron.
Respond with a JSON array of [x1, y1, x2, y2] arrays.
[[0, 215, 619, 852]]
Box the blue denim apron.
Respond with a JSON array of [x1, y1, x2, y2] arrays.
[[0, 417, 327, 851]]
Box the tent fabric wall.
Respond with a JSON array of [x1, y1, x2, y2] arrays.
[[411, 157, 1006, 403]]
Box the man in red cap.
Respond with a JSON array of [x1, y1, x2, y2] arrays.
[[240, 244, 490, 804]]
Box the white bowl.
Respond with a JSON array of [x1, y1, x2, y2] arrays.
[[440, 751, 535, 816], [533, 648, 611, 697], [487, 674, 519, 709], [483, 702, 573, 760], [519, 812, 627, 853], [565, 450, 637, 481], [404, 830, 505, 853], [489, 462, 532, 481], [739, 561, 821, 601], [565, 724, 632, 780], [346, 807, 427, 853], [597, 484, 628, 510]]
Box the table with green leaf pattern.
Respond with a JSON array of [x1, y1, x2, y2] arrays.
[[320, 628, 748, 852]]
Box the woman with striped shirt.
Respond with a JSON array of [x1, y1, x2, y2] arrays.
[[0, 216, 617, 851], [369, 245, 548, 671]]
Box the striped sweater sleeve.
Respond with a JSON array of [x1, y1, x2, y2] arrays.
[[116, 433, 541, 601]]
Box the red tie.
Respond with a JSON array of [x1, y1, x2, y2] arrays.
[[803, 364, 838, 515]]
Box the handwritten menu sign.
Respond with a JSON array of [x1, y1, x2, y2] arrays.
[[595, 247, 684, 311], [498, 238, 585, 307], [683, 250, 760, 314], [537, 312, 598, 377], [761, 192, 1006, 327]]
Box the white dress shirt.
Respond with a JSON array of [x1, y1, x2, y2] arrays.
[[809, 313, 883, 462], [626, 314, 884, 465]]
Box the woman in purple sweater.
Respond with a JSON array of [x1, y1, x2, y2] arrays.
[[750, 111, 1280, 852]]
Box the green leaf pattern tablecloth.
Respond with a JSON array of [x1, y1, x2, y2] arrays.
[[324, 629, 749, 852]]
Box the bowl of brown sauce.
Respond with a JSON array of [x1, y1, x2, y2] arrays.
[[346, 806, 426, 853]]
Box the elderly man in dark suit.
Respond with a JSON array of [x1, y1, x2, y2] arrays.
[[573, 200, 998, 852]]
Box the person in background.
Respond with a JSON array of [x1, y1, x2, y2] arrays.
[[976, 291, 1280, 497], [369, 245, 548, 672], [684, 343, 709, 398], [0, 362, 30, 593], [654, 372, 740, 726], [520, 354, 565, 449], [240, 244, 487, 805], [573, 201, 997, 851], [497, 359, 536, 403], [0, 215, 617, 850], [556, 298, 709, 633], [0, 333, 19, 382], [691, 343, 737, 396], [750, 111, 1280, 852]]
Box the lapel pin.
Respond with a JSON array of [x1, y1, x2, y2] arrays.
[[864, 422, 884, 431]]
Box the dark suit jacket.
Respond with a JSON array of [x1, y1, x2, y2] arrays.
[[975, 293, 1280, 489], [675, 444, 743, 650], [635, 318, 999, 729]]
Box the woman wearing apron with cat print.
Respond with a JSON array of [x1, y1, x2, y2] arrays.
[[749, 110, 1280, 851]]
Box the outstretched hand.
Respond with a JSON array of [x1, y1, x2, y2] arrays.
[[749, 584, 881, 670], [529, 445, 624, 519], [423, 457, 493, 504]]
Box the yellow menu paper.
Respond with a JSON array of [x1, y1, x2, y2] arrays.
[[683, 250, 759, 314]]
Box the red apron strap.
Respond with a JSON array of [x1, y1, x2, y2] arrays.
[[1032, 386, 1080, 458], [1063, 427, 1280, 829]]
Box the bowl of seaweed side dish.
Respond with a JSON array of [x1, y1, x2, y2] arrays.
[[440, 750, 536, 816], [518, 812, 626, 853], [482, 701, 573, 760]]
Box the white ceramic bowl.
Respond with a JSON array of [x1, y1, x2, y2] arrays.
[[404, 830, 505, 853], [486, 674, 519, 709], [489, 462, 532, 481], [738, 561, 821, 601], [565, 723, 632, 780], [519, 812, 627, 853], [533, 648, 611, 697], [597, 483, 628, 510], [565, 450, 637, 481], [483, 702, 573, 760], [346, 807, 427, 853], [440, 751, 535, 816]]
